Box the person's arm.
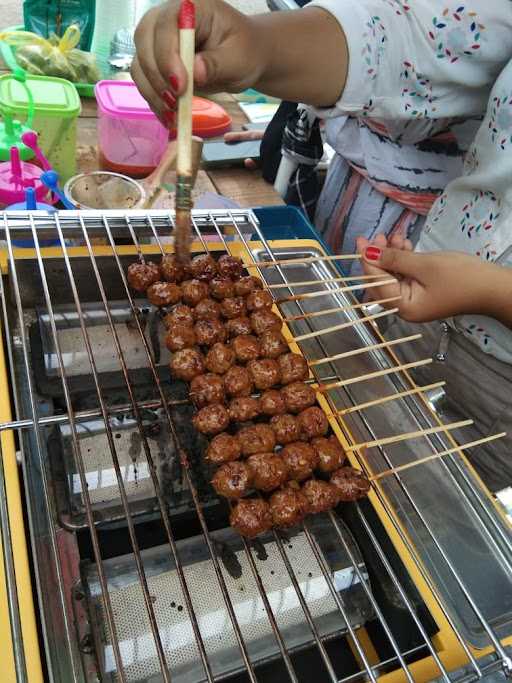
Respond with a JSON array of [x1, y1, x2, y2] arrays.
[[356, 237, 512, 328]]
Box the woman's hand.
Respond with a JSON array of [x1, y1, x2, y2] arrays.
[[356, 234, 512, 327], [132, 0, 261, 124], [132, 0, 348, 125]]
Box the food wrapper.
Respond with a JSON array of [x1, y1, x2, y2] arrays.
[[0, 25, 101, 84]]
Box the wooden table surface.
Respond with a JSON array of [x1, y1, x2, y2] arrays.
[[0, 44, 283, 208], [77, 91, 283, 209]]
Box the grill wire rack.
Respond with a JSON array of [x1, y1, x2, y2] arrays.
[[0, 208, 511, 683]]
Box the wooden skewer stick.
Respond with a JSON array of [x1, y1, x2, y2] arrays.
[[370, 432, 507, 482], [256, 253, 362, 268], [276, 278, 396, 304], [266, 273, 385, 289], [293, 307, 398, 342], [309, 334, 422, 367], [318, 358, 433, 392], [175, 0, 196, 264], [284, 296, 401, 322], [346, 419, 474, 454], [337, 381, 446, 416]]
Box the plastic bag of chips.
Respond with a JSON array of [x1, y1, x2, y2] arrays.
[[0, 25, 101, 84]]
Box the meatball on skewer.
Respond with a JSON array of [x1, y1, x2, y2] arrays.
[[234, 275, 263, 296], [194, 298, 221, 321], [147, 282, 182, 307], [247, 452, 288, 492], [193, 403, 230, 435], [220, 296, 247, 320], [246, 289, 274, 312], [189, 373, 225, 408], [297, 406, 329, 439], [260, 389, 287, 417], [224, 365, 254, 398], [281, 442, 319, 481], [170, 348, 205, 381], [311, 436, 346, 473], [209, 277, 235, 300], [330, 467, 371, 501], [160, 254, 190, 283], [190, 253, 218, 281], [164, 304, 194, 328], [270, 413, 302, 445], [228, 397, 261, 423], [225, 316, 253, 337], [259, 329, 288, 359], [239, 424, 276, 456], [127, 261, 161, 292], [250, 309, 282, 336], [182, 279, 209, 306], [270, 487, 309, 528], [302, 480, 340, 513], [281, 382, 316, 414], [218, 254, 244, 280], [247, 358, 281, 390], [278, 352, 309, 385], [231, 335, 261, 363], [205, 343, 236, 374], [230, 498, 273, 538], [211, 461, 252, 499], [194, 318, 227, 346], [206, 432, 242, 464], [165, 324, 197, 352]]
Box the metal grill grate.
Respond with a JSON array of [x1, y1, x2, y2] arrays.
[[0, 209, 511, 683]]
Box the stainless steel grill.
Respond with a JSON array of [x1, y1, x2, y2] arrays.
[[0, 208, 511, 683]]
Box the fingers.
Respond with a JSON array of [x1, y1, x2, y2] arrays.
[[153, 4, 188, 96], [134, 9, 172, 97], [131, 55, 171, 126], [363, 245, 431, 283], [373, 233, 388, 249], [224, 130, 264, 143]]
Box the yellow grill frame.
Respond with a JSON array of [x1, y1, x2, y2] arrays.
[[0, 236, 510, 682]]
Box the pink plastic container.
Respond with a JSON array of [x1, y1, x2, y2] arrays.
[[95, 80, 169, 179]]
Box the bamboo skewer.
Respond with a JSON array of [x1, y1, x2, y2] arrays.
[[370, 432, 507, 482], [293, 308, 398, 342], [346, 419, 474, 453], [318, 358, 433, 392], [336, 381, 446, 415], [175, 0, 196, 264], [266, 273, 386, 289], [309, 334, 422, 367], [255, 253, 362, 267], [276, 278, 396, 304], [284, 296, 401, 322]]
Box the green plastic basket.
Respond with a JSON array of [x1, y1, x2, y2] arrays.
[[0, 25, 96, 98]]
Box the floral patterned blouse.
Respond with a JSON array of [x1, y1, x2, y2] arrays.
[[310, 0, 512, 363]]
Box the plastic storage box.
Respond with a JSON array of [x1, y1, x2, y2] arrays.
[[0, 73, 81, 182], [95, 79, 169, 178], [95, 80, 232, 178]]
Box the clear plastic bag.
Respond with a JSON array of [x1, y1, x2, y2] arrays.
[[0, 25, 101, 84]]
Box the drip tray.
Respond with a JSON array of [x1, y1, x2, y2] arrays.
[[49, 401, 215, 528], [82, 516, 374, 683]]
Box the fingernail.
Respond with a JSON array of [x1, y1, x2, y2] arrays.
[[162, 90, 176, 108], [169, 74, 179, 92], [163, 109, 176, 127], [365, 246, 382, 261]]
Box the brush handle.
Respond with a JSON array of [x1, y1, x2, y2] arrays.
[[176, 26, 195, 182], [175, 1, 196, 263]]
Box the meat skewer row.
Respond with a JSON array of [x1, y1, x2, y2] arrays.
[[132, 256, 369, 537]]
